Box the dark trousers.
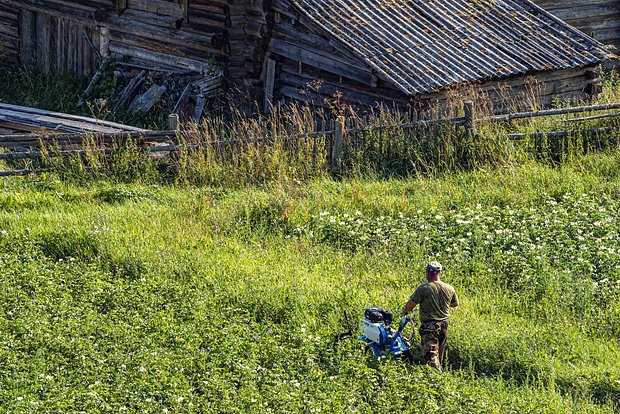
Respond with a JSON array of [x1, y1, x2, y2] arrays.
[[419, 320, 449, 371]]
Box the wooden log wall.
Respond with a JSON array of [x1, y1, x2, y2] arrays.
[[0, 2, 18, 62], [447, 67, 600, 115], [533, 0, 620, 54], [0, 0, 109, 74], [226, 0, 269, 109], [0, 0, 229, 75], [106, 0, 229, 73]]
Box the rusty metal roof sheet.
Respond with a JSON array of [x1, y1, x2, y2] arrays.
[[290, 0, 612, 95]]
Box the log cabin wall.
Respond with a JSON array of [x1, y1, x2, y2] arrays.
[[0, 2, 18, 62], [266, 8, 409, 110], [443, 66, 600, 115], [267, 56, 597, 116], [0, 0, 111, 75], [265, 0, 413, 111], [226, 0, 269, 111], [19, 10, 100, 76], [532, 0, 620, 55], [0, 0, 228, 75], [106, 0, 228, 74]]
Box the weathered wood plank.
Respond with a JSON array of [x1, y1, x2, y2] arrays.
[[128, 84, 167, 112], [263, 58, 276, 112], [269, 37, 375, 86], [0, 169, 46, 177], [105, 16, 226, 54], [127, 0, 185, 18], [480, 103, 620, 123], [108, 42, 217, 73], [19, 9, 36, 67], [0, 103, 148, 132]]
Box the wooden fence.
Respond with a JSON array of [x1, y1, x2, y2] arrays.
[[1, 101, 620, 177]]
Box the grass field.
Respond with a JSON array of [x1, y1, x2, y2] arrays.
[[1, 152, 620, 413], [1, 62, 620, 412]]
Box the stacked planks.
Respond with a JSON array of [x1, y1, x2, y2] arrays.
[[0, 102, 147, 135]]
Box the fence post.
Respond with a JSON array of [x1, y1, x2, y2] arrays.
[[331, 116, 344, 172], [168, 113, 180, 131], [464, 101, 475, 138]]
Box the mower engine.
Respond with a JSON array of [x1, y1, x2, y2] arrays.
[[334, 306, 418, 362], [360, 306, 414, 360]]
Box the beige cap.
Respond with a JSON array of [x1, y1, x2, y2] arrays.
[[426, 261, 443, 273]]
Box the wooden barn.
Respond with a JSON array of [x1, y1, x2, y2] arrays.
[[0, 0, 615, 114]]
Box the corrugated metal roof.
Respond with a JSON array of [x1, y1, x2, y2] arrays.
[[290, 0, 612, 95]]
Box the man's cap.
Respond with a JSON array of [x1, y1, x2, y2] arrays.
[[426, 261, 442, 273]]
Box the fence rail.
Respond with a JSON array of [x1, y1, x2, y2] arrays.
[[477, 103, 620, 123], [1, 101, 620, 176]]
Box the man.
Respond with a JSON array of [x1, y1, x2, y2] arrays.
[[401, 261, 458, 372]]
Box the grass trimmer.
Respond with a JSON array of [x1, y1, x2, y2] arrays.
[[334, 306, 418, 362]]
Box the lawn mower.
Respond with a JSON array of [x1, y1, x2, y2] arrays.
[[334, 306, 418, 362]]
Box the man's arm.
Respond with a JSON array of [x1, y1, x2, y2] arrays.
[[401, 299, 417, 315], [450, 292, 459, 308]]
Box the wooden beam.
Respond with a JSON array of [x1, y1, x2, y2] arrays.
[[181, 0, 189, 22], [127, 0, 184, 19], [269, 37, 375, 86], [108, 42, 216, 73], [36, 11, 52, 73], [99, 26, 109, 57], [263, 58, 276, 113], [0, 103, 147, 133], [19, 9, 36, 67], [105, 16, 226, 54]]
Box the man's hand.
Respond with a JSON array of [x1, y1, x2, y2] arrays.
[[402, 299, 417, 316]]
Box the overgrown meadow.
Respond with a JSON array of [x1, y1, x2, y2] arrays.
[[2, 154, 620, 412], [2, 64, 620, 412]]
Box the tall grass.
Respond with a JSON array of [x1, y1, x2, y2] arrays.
[[0, 61, 85, 113], [1, 61, 617, 184], [30, 69, 620, 186], [38, 135, 157, 185], [174, 105, 329, 186]]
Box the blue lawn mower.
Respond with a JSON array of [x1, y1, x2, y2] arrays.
[[334, 307, 419, 363]]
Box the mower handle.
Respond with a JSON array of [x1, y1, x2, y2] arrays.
[[397, 308, 418, 333]]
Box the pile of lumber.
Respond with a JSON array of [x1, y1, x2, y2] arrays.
[[0, 103, 147, 134], [78, 57, 225, 122]]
